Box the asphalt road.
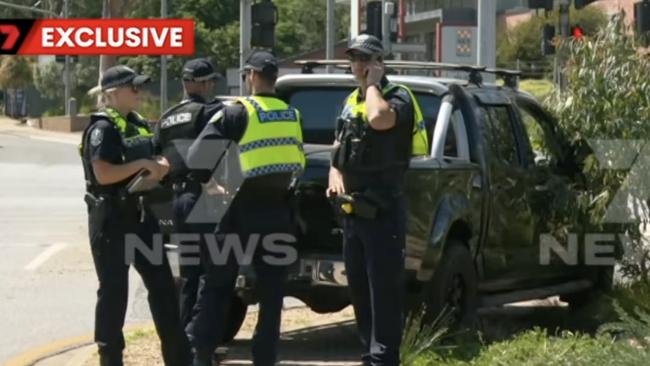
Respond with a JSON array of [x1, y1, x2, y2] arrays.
[[0, 122, 159, 364]]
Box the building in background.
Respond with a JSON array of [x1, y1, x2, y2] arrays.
[[400, 0, 530, 63], [502, 0, 639, 29]]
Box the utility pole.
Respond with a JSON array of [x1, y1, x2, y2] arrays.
[[326, 0, 335, 73], [381, 0, 393, 56], [557, 0, 570, 92], [477, 0, 496, 82], [240, 0, 252, 95], [63, 0, 70, 115], [160, 0, 168, 114], [350, 0, 360, 39]]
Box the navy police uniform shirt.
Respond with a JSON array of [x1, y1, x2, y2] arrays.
[[154, 94, 224, 180], [334, 77, 415, 192], [83, 112, 147, 191]]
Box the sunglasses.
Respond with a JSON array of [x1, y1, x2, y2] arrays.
[[347, 53, 373, 63]]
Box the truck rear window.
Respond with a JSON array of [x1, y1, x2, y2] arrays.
[[285, 87, 442, 145]]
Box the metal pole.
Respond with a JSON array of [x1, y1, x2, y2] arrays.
[[64, 0, 70, 115], [558, 0, 570, 92], [477, 0, 496, 82], [326, 0, 335, 73], [160, 0, 168, 114], [240, 0, 251, 95], [381, 0, 390, 55], [351, 0, 360, 39]]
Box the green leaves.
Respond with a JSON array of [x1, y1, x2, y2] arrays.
[[546, 12, 650, 282], [0, 56, 33, 90]]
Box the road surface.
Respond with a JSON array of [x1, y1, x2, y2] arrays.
[[0, 121, 159, 363]]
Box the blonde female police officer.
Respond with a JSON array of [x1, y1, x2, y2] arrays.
[[80, 65, 192, 366], [186, 50, 305, 366], [327, 35, 429, 366]]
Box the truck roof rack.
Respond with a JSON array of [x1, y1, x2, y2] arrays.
[[293, 59, 521, 88], [294, 60, 349, 74]]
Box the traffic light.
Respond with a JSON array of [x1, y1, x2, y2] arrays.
[[635, 0, 650, 40], [542, 24, 555, 55], [571, 24, 584, 40], [574, 0, 598, 10], [529, 0, 553, 11], [251, 0, 278, 48]]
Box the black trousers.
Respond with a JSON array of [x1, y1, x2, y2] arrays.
[[172, 190, 216, 328], [88, 206, 191, 366], [343, 199, 406, 366], [186, 203, 292, 366]]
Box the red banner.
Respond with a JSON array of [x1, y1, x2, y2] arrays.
[[0, 19, 195, 55]]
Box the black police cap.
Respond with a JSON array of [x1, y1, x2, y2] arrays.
[[345, 34, 384, 56], [242, 50, 279, 74], [101, 65, 150, 91], [182, 58, 220, 82]]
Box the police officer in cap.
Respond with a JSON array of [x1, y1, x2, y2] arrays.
[[186, 50, 305, 366], [154, 58, 224, 329], [80, 65, 192, 366], [327, 34, 429, 366]]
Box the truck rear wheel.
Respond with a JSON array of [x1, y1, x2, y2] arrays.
[[423, 241, 478, 328]]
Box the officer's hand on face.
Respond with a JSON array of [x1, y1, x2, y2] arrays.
[[326, 167, 345, 197], [365, 60, 384, 88]]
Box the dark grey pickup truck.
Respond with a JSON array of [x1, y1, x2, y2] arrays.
[[160, 61, 616, 339]]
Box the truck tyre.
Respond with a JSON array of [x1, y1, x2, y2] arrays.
[[424, 241, 478, 328], [221, 296, 248, 342]]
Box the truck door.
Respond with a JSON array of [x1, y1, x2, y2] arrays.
[[512, 97, 584, 281], [477, 94, 543, 289]]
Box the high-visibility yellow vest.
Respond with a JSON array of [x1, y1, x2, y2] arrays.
[[345, 83, 429, 156], [236, 96, 306, 177]]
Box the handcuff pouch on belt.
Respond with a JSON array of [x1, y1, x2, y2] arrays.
[[332, 191, 392, 220]]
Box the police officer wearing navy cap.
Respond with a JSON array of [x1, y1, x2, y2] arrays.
[[80, 65, 192, 366], [186, 50, 305, 366], [327, 34, 429, 366], [153, 58, 224, 329]]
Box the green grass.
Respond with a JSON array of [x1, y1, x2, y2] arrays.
[[125, 327, 156, 343], [414, 328, 650, 366], [519, 79, 554, 101], [404, 283, 650, 366]]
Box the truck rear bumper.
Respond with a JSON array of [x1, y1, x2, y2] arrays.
[[235, 255, 348, 290]]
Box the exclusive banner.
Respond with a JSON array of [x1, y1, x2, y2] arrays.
[[0, 19, 195, 55]]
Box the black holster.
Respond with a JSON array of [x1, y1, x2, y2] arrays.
[[85, 192, 112, 242]]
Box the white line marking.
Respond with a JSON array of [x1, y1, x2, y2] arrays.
[[24, 242, 68, 271]]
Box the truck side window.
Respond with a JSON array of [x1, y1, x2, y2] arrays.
[[517, 105, 558, 168], [484, 106, 519, 166]]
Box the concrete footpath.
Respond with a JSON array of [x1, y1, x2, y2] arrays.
[[0, 117, 82, 146]]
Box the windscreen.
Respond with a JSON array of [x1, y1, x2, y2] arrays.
[[286, 87, 442, 145]]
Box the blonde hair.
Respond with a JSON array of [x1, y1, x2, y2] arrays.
[[88, 85, 118, 110]]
